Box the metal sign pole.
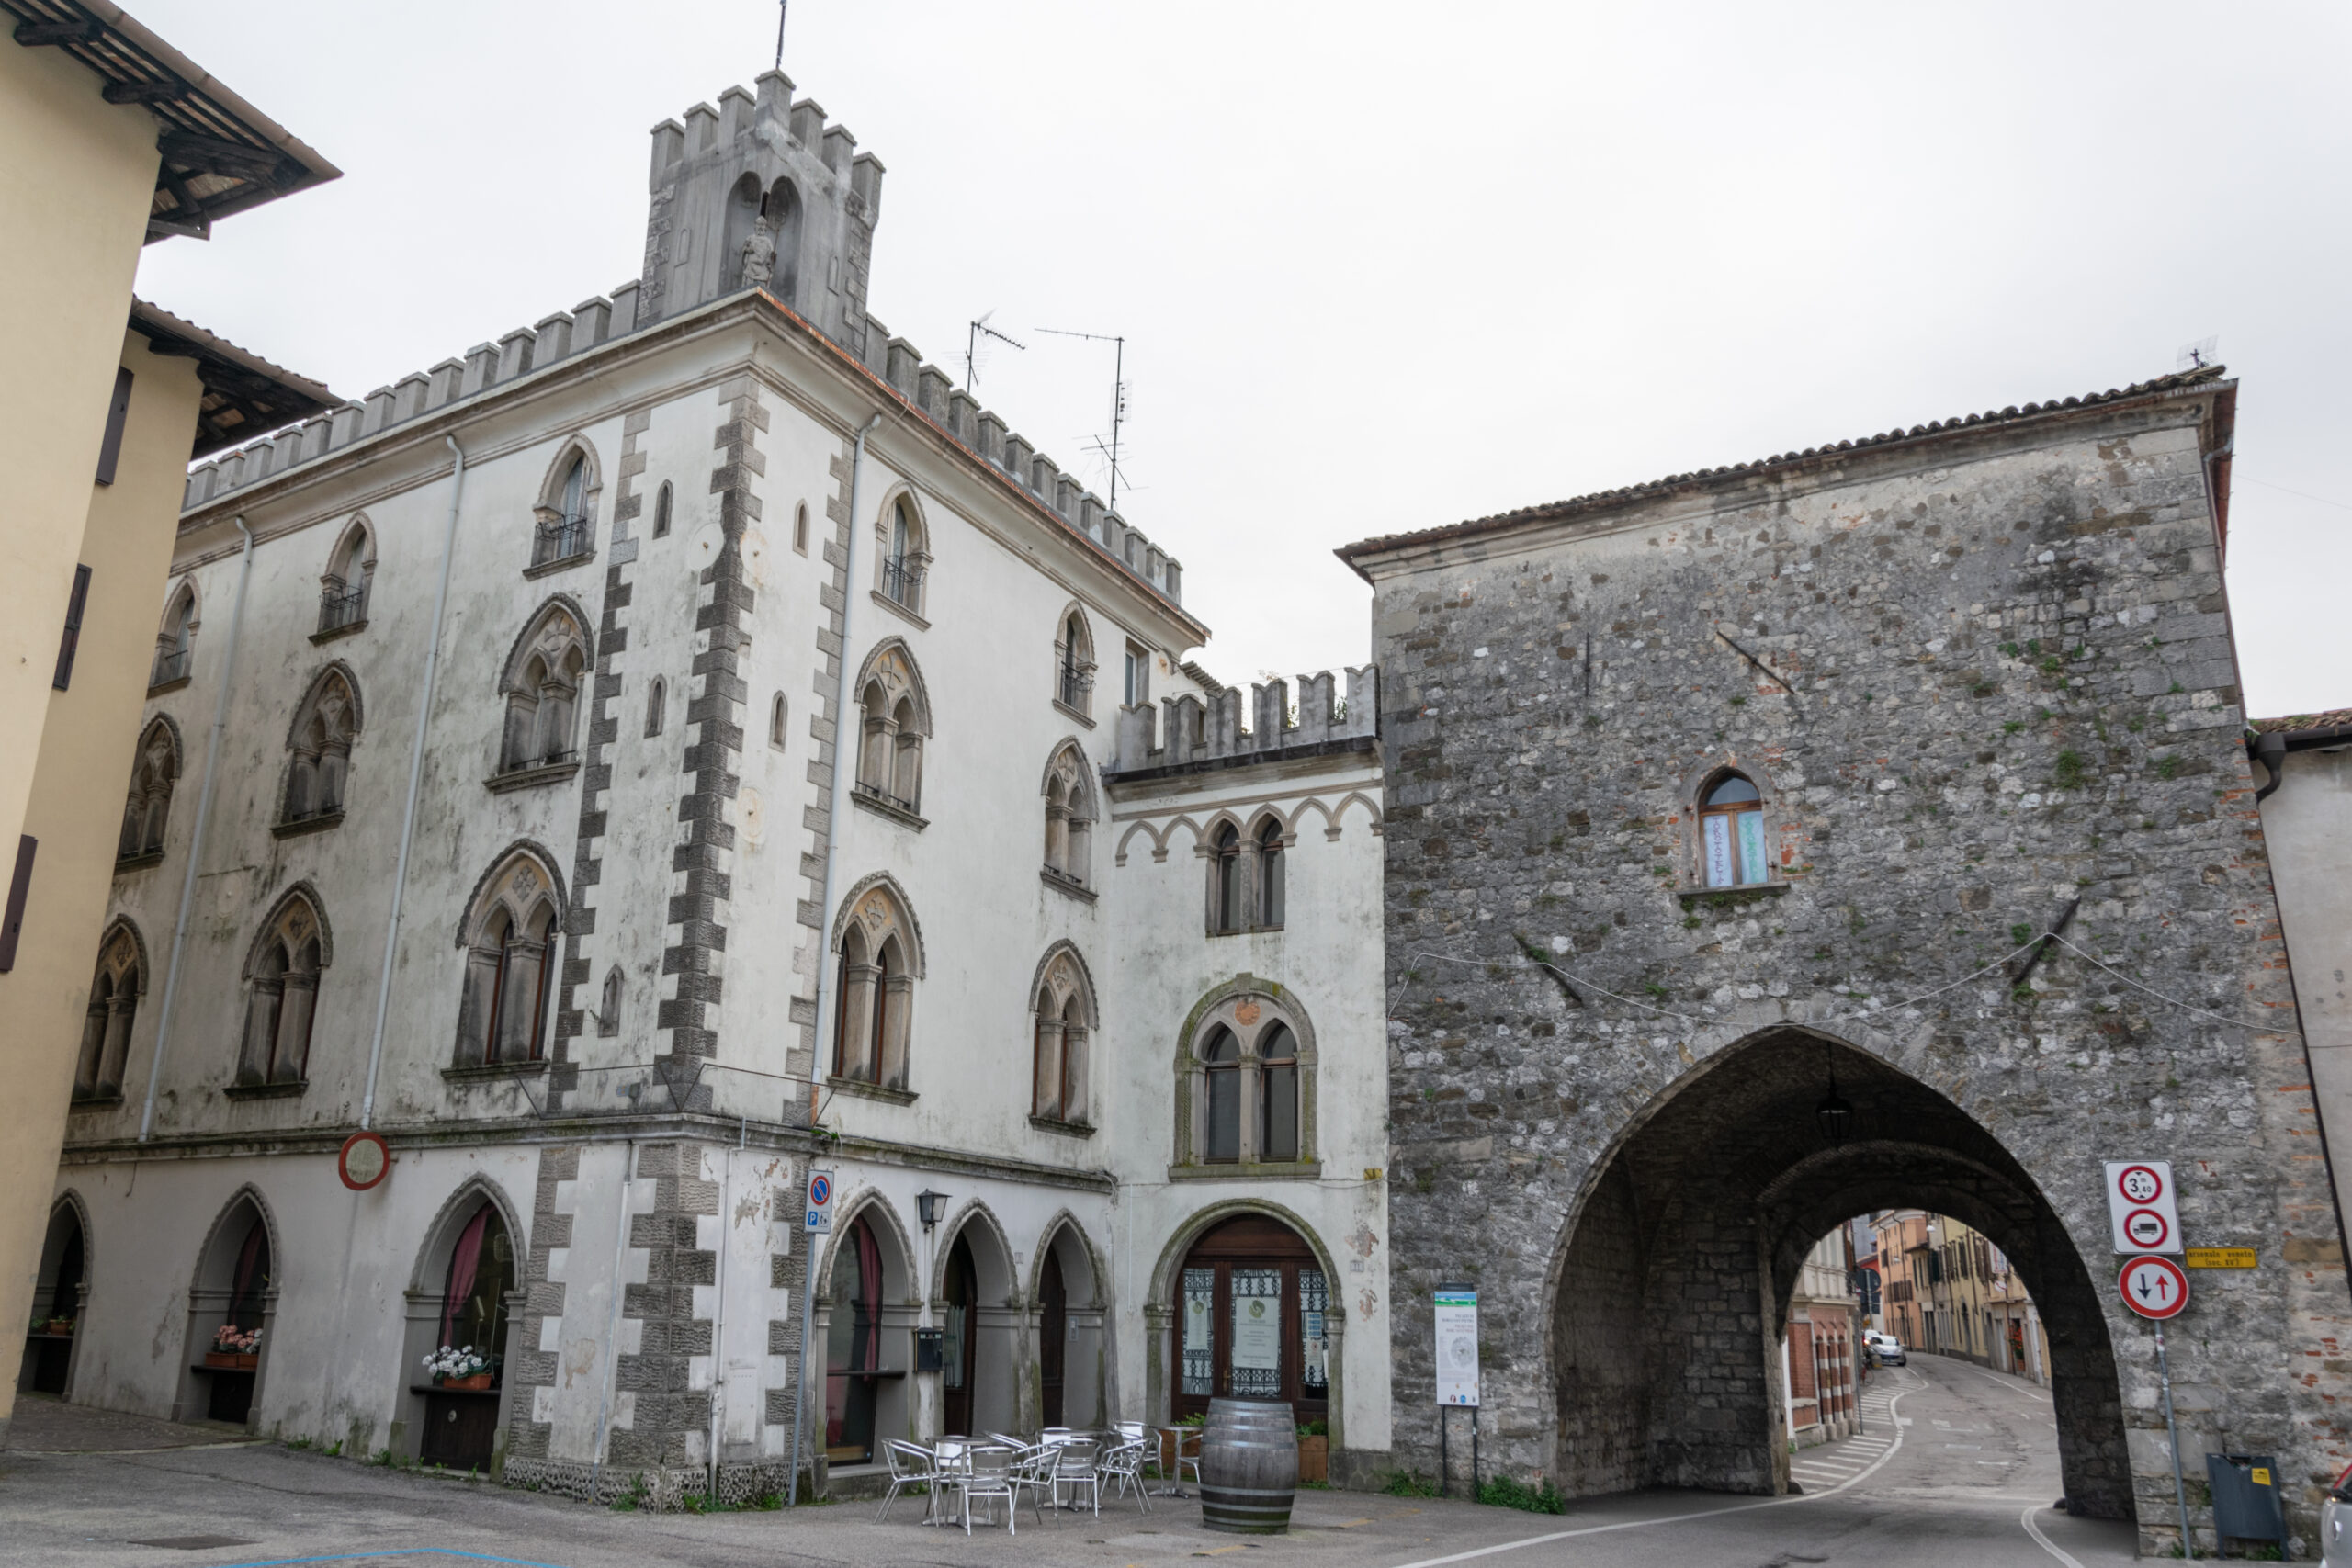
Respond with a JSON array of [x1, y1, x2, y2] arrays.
[[2156, 1325, 2195, 1557], [788, 1228, 819, 1506]]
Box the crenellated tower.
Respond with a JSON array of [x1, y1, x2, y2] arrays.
[[635, 70, 883, 354]]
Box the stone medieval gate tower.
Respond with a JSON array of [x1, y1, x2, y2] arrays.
[[1341, 369, 2352, 1554]]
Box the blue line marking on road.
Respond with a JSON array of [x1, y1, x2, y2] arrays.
[[197, 1551, 571, 1568]]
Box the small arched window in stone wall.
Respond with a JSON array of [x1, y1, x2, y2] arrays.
[[152, 581, 197, 687], [1255, 817, 1285, 929], [118, 717, 177, 863], [644, 675, 666, 739], [793, 501, 809, 555], [1210, 824, 1243, 932], [596, 964, 623, 1039], [455, 853, 561, 1067], [833, 885, 916, 1090], [499, 607, 588, 773], [1030, 949, 1093, 1125], [74, 926, 142, 1101], [1041, 743, 1095, 888], [769, 692, 789, 750], [653, 480, 673, 539], [283, 669, 358, 826], [320, 519, 372, 633], [1181, 987, 1316, 1170], [1699, 771, 1768, 888], [238, 895, 325, 1088]]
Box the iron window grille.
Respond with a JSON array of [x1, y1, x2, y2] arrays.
[[854, 778, 916, 814], [1055, 649, 1093, 709], [149, 648, 191, 687], [532, 514, 594, 568], [880, 553, 924, 606], [502, 748, 578, 776], [318, 580, 368, 632]]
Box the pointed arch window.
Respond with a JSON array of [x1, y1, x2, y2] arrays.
[[1030, 949, 1094, 1127], [1699, 773, 1768, 888], [319, 521, 372, 634], [1041, 743, 1096, 891], [1055, 610, 1095, 714], [832, 885, 917, 1092], [237, 896, 325, 1089], [644, 675, 666, 739], [281, 669, 358, 828], [456, 854, 560, 1066], [532, 452, 594, 569], [1183, 991, 1317, 1172], [118, 718, 177, 864], [853, 642, 930, 819], [879, 495, 927, 613], [793, 501, 809, 555], [1201, 1026, 1241, 1162], [770, 693, 789, 751], [74, 926, 141, 1101], [652, 480, 673, 539], [497, 607, 588, 777], [1256, 818, 1285, 929], [596, 965, 623, 1038], [1211, 825, 1243, 932], [152, 581, 196, 688]]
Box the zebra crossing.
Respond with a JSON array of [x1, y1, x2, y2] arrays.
[[1788, 1376, 1905, 1495]]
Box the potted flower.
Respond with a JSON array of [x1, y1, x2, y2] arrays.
[[1296, 1418, 1329, 1484], [423, 1345, 492, 1391], [45, 1314, 75, 1337], [207, 1325, 262, 1369]]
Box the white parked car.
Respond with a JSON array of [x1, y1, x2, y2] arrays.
[[1866, 1331, 1906, 1367], [2324, 1461, 2352, 1566]]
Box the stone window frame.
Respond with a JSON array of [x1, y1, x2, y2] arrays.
[[1675, 756, 1792, 897], [273, 662, 363, 838], [116, 715, 181, 870], [871, 483, 933, 626], [595, 964, 623, 1039], [488, 598, 594, 789], [1040, 739, 1098, 898], [828, 874, 925, 1102], [449, 847, 565, 1073], [792, 500, 809, 556], [524, 435, 602, 579], [1027, 942, 1098, 1134], [768, 691, 789, 751], [643, 675, 667, 739], [850, 637, 931, 826], [1201, 807, 1295, 937], [1053, 602, 1098, 725], [651, 480, 673, 540], [1170, 976, 1320, 1181], [313, 514, 374, 642], [231, 885, 331, 1097], [73, 918, 147, 1104], [150, 576, 198, 692]]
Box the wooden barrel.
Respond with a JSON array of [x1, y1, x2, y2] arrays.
[[1199, 1398, 1298, 1534]]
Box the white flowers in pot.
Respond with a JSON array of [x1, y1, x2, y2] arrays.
[[422, 1345, 490, 1381]]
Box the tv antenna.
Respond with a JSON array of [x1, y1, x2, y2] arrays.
[[1035, 326, 1127, 515], [966, 310, 1025, 390], [2177, 335, 2220, 371], [774, 0, 786, 69]]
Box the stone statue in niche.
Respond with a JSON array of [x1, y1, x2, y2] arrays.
[[740, 214, 776, 292]]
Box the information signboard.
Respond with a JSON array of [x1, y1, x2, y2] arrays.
[[803, 1168, 834, 1234], [1434, 1285, 1480, 1407], [2103, 1160, 2183, 1256], [2185, 1248, 2257, 1269]]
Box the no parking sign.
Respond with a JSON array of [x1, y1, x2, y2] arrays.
[[804, 1168, 834, 1233]]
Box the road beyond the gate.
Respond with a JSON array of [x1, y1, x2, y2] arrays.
[[0, 1354, 2133, 1568]]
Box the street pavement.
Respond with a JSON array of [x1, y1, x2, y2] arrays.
[[0, 1355, 2133, 1567]]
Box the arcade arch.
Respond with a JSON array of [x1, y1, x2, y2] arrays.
[[820, 1197, 916, 1466], [1544, 1028, 2127, 1515], [180, 1190, 277, 1427], [932, 1204, 1017, 1439], [23, 1197, 91, 1396], [1148, 1204, 1341, 1443], [400, 1181, 525, 1471]]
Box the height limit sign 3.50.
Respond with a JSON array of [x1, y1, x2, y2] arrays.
[[2104, 1160, 2182, 1256]]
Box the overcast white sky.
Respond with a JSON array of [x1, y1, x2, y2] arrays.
[[131, 1, 2350, 716]]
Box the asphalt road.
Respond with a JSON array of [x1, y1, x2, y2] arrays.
[[0, 1354, 2133, 1568]]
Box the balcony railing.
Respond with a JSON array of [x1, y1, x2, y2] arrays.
[[1057, 663, 1093, 709], [532, 514, 594, 568], [880, 553, 924, 606], [318, 581, 368, 633], [149, 648, 190, 687], [854, 778, 916, 814], [500, 748, 578, 776]]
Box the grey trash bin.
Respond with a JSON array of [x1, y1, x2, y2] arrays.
[[2205, 1453, 2285, 1549]]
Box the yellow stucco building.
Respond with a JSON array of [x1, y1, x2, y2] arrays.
[[2, 2, 334, 1443]]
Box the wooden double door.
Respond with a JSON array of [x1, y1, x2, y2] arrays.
[[1174, 1214, 1329, 1421]]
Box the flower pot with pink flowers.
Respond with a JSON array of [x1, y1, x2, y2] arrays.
[[206, 1324, 262, 1369]]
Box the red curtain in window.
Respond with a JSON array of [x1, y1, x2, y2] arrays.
[[440, 1204, 491, 1347], [229, 1220, 268, 1325], [856, 1220, 883, 1371]]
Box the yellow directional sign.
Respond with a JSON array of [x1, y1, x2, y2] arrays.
[[2184, 1247, 2257, 1269]]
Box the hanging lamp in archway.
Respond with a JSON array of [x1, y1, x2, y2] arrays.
[[1815, 1047, 1852, 1145]]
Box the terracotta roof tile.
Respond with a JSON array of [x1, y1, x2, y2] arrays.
[[2249, 709, 2352, 736]]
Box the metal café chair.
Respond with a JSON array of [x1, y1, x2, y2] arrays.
[[1101, 1435, 1152, 1514], [1050, 1437, 1102, 1516], [956, 1444, 1019, 1535], [925, 1437, 970, 1526], [875, 1439, 938, 1524], [1007, 1442, 1057, 1526]]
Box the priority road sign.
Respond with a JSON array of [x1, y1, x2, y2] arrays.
[[804, 1168, 835, 1233], [2104, 1160, 2183, 1256], [2120, 1254, 2190, 1319]]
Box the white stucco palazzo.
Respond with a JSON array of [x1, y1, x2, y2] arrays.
[[28, 65, 1392, 1499]]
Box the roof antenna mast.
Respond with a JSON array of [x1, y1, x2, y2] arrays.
[[774, 0, 787, 69], [1035, 326, 1127, 516], [965, 310, 1025, 390]]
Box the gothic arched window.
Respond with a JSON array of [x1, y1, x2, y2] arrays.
[[74, 925, 142, 1101], [152, 580, 197, 688], [497, 605, 589, 776], [281, 668, 359, 828], [238, 894, 326, 1089], [1699, 772, 1768, 888], [1054, 607, 1095, 714], [455, 852, 560, 1066], [1200, 1026, 1241, 1162], [853, 641, 930, 818], [1210, 824, 1243, 932], [879, 494, 928, 614], [1183, 988, 1317, 1170], [1255, 817, 1286, 929], [1041, 741, 1096, 890], [319, 518, 372, 634], [644, 675, 666, 739], [652, 480, 673, 539], [1030, 948, 1093, 1126], [596, 964, 623, 1039], [770, 693, 789, 751], [832, 883, 918, 1091], [118, 717, 177, 864]]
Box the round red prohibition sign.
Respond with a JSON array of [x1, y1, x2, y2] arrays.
[[2117, 1164, 2165, 1204], [2120, 1255, 2189, 1320], [338, 1131, 390, 1191], [2122, 1207, 2171, 1250]]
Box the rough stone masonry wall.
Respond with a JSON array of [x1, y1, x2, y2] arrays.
[[1371, 393, 2351, 1551]]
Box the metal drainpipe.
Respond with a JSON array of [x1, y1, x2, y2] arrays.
[[140, 516, 254, 1141], [788, 408, 879, 1506], [360, 435, 466, 1130]]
